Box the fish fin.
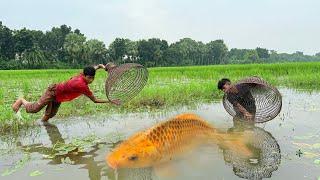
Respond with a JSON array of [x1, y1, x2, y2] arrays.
[[174, 113, 202, 121]]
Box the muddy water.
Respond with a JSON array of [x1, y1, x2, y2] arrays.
[[0, 88, 320, 180]]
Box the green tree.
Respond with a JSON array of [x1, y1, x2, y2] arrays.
[[256, 47, 270, 59], [107, 38, 128, 63], [244, 50, 260, 63], [137, 38, 168, 67], [74, 29, 83, 36], [64, 33, 86, 65], [163, 44, 183, 66], [125, 40, 138, 63], [173, 38, 204, 65], [206, 40, 228, 64], [42, 25, 72, 62], [164, 38, 208, 66], [21, 47, 46, 68], [13, 28, 46, 68], [294, 51, 304, 56], [13, 28, 35, 56], [228, 48, 249, 63], [84, 39, 107, 64], [0, 21, 15, 60]]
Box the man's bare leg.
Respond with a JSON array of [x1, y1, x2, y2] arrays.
[[12, 98, 30, 112], [12, 98, 31, 112], [42, 115, 50, 122], [39, 115, 53, 126], [33, 115, 50, 126], [12, 98, 22, 112]]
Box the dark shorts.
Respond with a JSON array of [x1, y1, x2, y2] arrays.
[[25, 84, 61, 118]]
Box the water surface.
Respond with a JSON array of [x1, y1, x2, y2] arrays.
[[0, 88, 319, 180]]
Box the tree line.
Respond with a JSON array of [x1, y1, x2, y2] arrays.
[[1, 22, 320, 69]]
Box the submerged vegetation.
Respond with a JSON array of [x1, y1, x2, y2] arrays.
[[0, 62, 320, 130], [1, 133, 123, 177]]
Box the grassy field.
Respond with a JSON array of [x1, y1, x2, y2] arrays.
[[1, 62, 320, 131]]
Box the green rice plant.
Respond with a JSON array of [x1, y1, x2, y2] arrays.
[[0, 62, 320, 129]]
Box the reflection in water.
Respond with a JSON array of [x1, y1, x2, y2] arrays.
[[105, 167, 154, 180], [16, 123, 152, 180], [223, 118, 281, 180], [17, 123, 108, 180]]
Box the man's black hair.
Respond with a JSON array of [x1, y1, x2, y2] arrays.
[[83, 66, 96, 76], [217, 78, 231, 90]]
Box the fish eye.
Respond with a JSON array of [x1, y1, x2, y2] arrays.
[[128, 155, 138, 161]]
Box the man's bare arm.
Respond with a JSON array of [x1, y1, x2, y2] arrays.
[[87, 94, 121, 105], [94, 64, 105, 70], [87, 95, 108, 103], [235, 103, 253, 120]]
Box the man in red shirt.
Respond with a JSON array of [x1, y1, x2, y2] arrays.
[[12, 64, 120, 122]]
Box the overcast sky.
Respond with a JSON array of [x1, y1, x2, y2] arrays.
[[1, 0, 319, 54]]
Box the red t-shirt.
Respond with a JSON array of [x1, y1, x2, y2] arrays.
[[55, 74, 93, 102]]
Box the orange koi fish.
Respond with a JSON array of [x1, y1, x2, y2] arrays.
[[106, 113, 252, 169]]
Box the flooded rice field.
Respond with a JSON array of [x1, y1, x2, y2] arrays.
[[0, 88, 320, 180]]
